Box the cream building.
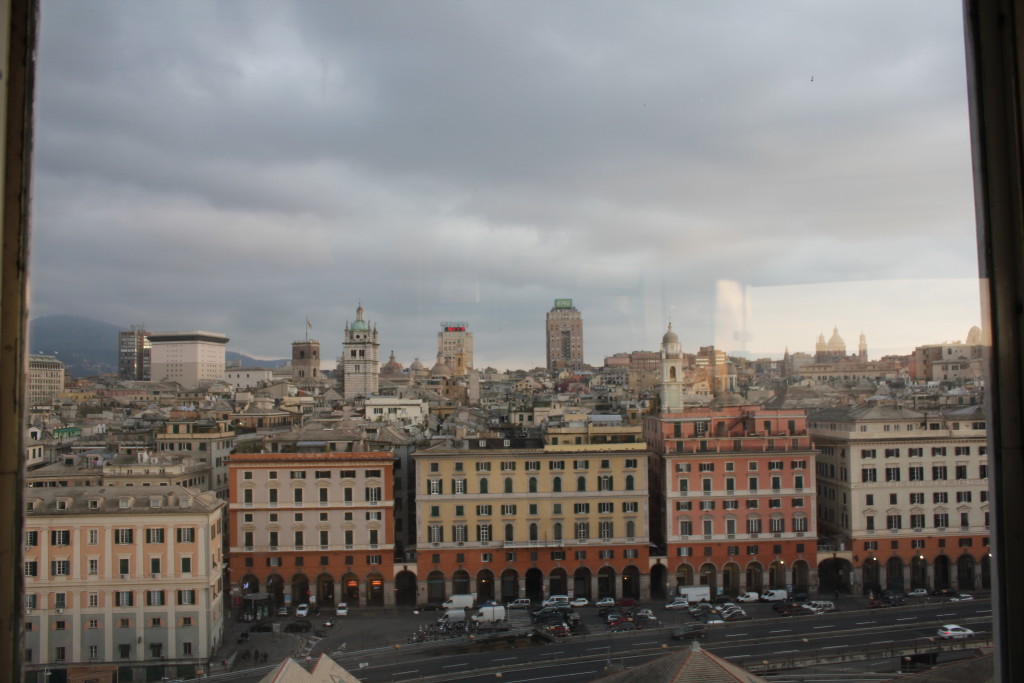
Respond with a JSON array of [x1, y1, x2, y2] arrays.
[[154, 419, 235, 498], [809, 403, 990, 595], [437, 322, 473, 374], [148, 331, 229, 390], [27, 354, 65, 406], [22, 486, 226, 683]]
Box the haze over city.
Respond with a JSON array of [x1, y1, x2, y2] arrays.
[[26, 1, 980, 370]]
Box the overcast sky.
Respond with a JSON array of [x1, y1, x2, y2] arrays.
[[28, 1, 982, 370]]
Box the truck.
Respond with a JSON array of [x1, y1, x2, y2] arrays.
[[437, 608, 467, 624], [676, 586, 712, 603], [442, 593, 477, 610], [470, 605, 507, 624]]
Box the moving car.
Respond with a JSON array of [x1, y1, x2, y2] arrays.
[[950, 594, 974, 601], [937, 624, 975, 639], [665, 598, 690, 610], [671, 623, 707, 640], [570, 597, 590, 608], [295, 603, 310, 617], [335, 602, 349, 616]]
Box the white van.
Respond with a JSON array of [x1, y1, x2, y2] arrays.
[[542, 595, 569, 607], [736, 591, 760, 603], [760, 589, 788, 602], [437, 608, 466, 624], [507, 598, 532, 609]]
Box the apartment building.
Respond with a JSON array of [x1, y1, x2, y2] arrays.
[[644, 406, 818, 598], [413, 438, 651, 605], [148, 330, 229, 390], [809, 403, 990, 595], [227, 451, 396, 610], [27, 354, 65, 407], [22, 486, 226, 683], [154, 419, 235, 498]]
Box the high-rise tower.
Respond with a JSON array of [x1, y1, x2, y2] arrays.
[[342, 304, 380, 399], [292, 339, 321, 379], [546, 299, 584, 371], [118, 325, 150, 380], [438, 321, 473, 375]]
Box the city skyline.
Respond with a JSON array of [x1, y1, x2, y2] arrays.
[[28, 1, 980, 370]]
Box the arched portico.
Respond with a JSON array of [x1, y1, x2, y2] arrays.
[[817, 558, 852, 594], [549, 568, 568, 596], [266, 574, 284, 605], [291, 573, 310, 605], [791, 560, 809, 593], [745, 562, 764, 594], [525, 568, 544, 602], [452, 569, 471, 595], [650, 563, 668, 600], [768, 561, 786, 589], [957, 555, 975, 591], [315, 572, 335, 606], [621, 565, 640, 599], [500, 569, 519, 603], [395, 570, 417, 607], [342, 572, 361, 606], [597, 566, 616, 598], [477, 569, 495, 601], [885, 557, 904, 593], [426, 570, 445, 605], [366, 572, 385, 606]]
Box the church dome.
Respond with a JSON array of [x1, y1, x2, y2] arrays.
[[827, 327, 846, 352], [382, 351, 403, 375], [350, 304, 370, 331], [662, 323, 679, 346], [410, 358, 425, 371], [966, 325, 982, 345]]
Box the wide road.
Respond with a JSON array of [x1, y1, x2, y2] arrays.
[[328, 598, 993, 682]]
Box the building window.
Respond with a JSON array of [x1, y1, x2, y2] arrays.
[[50, 560, 70, 576], [50, 530, 70, 546], [115, 591, 134, 607], [176, 527, 195, 543], [177, 590, 195, 605], [114, 529, 133, 544]]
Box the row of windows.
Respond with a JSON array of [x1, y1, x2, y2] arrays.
[[429, 501, 640, 517], [678, 475, 806, 492], [674, 460, 807, 473], [428, 548, 638, 565], [861, 465, 987, 482], [433, 458, 641, 472], [242, 487, 382, 503], [866, 491, 986, 506], [863, 512, 988, 529], [861, 446, 985, 458], [241, 511, 383, 523], [427, 475, 637, 495], [678, 518, 808, 535], [23, 590, 198, 610], [674, 498, 806, 511], [25, 556, 196, 577], [861, 536, 983, 552], [27, 528, 197, 547], [242, 469, 378, 480], [674, 543, 796, 557], [427, 520, 640, 543], [244, 529, 381, 547]]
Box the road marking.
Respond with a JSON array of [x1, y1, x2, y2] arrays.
[[725, 633, 747, 638], [776, 649, 798, 654], [897, 617, 917, 621], [506, 671, 600, 682], [393, 671, 418, 676], [443, 663, 469, 668], [871, 640, 893, 645], [813, 625, 833, 629], [977, 609, 992, 614], [937, 613, 955, 617], [492, 657, 517, 662], [855, 621, 875, 625], [637, 641, 658, 646], [769, 629, 791, 634], [586, 647, 607, 652]]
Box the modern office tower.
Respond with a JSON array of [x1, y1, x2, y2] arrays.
[[546, 299, 584, 372], [148, 330, 229, 389], [643, 406, 818, 598], [437, 322, 473, 375], [228, 450, 397, 608], [291, 339, 321, 379], [341, 305, 380, 399], [118, 326, 150, 380], [22, 486, 226, 683], [27, 354, 65, 406]]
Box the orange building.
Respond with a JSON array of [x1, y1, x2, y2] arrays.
[[227, 451, 396, 610], [644, 406, 818, 597]]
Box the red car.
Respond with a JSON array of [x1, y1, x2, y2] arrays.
[[618, 597, 637, 607]]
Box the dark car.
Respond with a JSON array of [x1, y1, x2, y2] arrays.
[[249, 622, 273, 633], [931, 588, 957, 598], [672, 623, 708, 640], [790, 591, 810, 602], [284, 619, 312, 633], [532, 606, 572, 621], [609, 621, 637, 632], [711, 594, 734, 605]]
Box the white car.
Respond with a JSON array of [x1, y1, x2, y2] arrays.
[[950, 594, 974, 601], [295, 603, 310, 617], [736, 592, 760, 602], [907, 588, 928, 598], [665, 598, 690, 610], [277, 606, 289, 616], [595, 597, 616, 608], [542, 595, 570, 607], [570, 597, 589, 608], [335, 602, 349, 616], [937, 624, 975, 639]]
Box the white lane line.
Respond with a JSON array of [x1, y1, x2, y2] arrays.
[[492, 657, 517, 662], [813, 625, 834, 629], [855, 621, 875, 625], [725, 633, 748, 638], [871, 640, 893, 645], [637, 641, 658, 646], [586, 647, 607, 651], [394, 671, 418, 677], [976, 609, 992, 614], [769, 629, 791, 633], [443, 663, 469, 668], [506, 671, 600, 682], [897, 617, 917, 621], [822, 645, 843, 649], [937, 613, 956, 617], [776, 649, 798, 653]]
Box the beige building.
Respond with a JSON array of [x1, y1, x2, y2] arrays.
[[414, 438, 651, 605], [341, 305, 380, 400], [22, 486, 226, 682], [546, 299, 584, 371], [28, 354, 65, 406], [148, 331, 229, 389], [437, 322, 473, 374], [809, 403, 990, 595], [155, 419, 236, 498]]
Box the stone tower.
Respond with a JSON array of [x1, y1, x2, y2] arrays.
[[292, 339, 321, 379], [341, 304, 380, 399], [659, 323, 684, 413]]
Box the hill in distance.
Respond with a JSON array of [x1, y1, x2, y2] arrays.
[[28, 315, 288, 378]]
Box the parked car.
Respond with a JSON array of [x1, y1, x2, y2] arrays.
[[610, 621, 637, 632], [950, 594, 974, 601], [937, 624, 975, 639], [618, 597, 638, 607], [284, 619, 312, 633], [790, 591, 810, 602], [295, 603, 310, 617], [335, 602, 349, 616], [547, 624, 571, 637], [665, 598, 690, 610], [736, 592, 760, 603], [277, 606, 289, 617], [595, 597, 616, 608], [249, 622, 273, 633], [671, 623, 707, 640], [723, 610, 752, 621], [570, 597, 590, 608], [907, 588, 928, 598], [543, 595, 570, 607], [931, 588, 957, 597], [507, 598, 532, 609]]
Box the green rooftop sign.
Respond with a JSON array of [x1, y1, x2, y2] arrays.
[[553, 299, 573, 309]]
